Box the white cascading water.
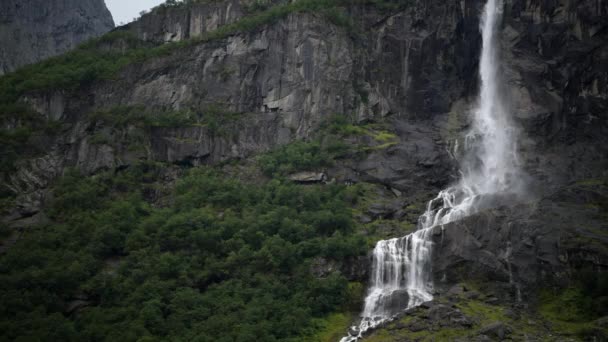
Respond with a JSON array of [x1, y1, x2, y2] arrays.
[[341, 0, 524, 340]]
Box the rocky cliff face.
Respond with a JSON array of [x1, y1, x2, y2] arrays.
[[6, 0, 608, 276], [0, 0, 114, 75], [1, 0, 607, 339]]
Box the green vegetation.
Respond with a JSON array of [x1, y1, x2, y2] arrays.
[[0, 0, 413, 104], [88, 104, 241, 131], [0, 31, 162, 104], [538, 271, 608, 338], [323, 114, 399, 152], [258, 140, 344, 176], [365, 314, 470, 342], [457, 299, 508, 324], [0, 104, 62, 175], [305, 313, 354, 342], [0, 163, 368, 341], [256, 115, 389, 176]]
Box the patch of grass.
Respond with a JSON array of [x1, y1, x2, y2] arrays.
[[305, 313, 353, 342], [373, 131, 397, 142], [362, 141, 398, 151], [325, 117, 368, 136], [537, 284, 608, 339], [575, 178, 607, 187], [366, 325, 469, 342], [322, 114, 399, 152], [347, 182, 380, 210], [457, 299, 508, 325]]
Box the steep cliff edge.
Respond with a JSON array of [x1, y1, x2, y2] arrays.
[[0, 0, 114, 75], [0, 0, 606, 340]]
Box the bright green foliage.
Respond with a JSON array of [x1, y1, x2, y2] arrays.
[[322, 114, 399, 153], [304, 312, 354, 342], [0, 164, 367, 341]]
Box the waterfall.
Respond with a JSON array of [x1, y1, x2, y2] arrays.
[[342, 0, 524, 340]]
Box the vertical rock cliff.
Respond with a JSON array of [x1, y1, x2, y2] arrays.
[[0, 0, 114, 75], [0, 0, 606, 340]]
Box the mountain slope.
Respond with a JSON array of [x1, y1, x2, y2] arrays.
[[0, 0, 606, 341], [0, 0, 114, 75]]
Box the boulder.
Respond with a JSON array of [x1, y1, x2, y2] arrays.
[[287, 172, 327, 184], [479, 321, 511, 340]]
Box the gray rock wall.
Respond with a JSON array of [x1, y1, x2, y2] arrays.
[[3, 0, 607, 294], [0, 0, 114, 75]]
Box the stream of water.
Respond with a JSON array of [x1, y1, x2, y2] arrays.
[[341, 0, 524, 340]]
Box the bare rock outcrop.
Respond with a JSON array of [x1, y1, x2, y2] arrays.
[[0, 0, 114, 75]]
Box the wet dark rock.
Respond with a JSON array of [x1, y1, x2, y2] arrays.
[[377, 289, 410, 318], [424, 303, 472, 329], [504, 309, 518, 320], [366, 201, 402, 220], [407, 319, 427, 332], [420, 301, 435, 309], [426, 304, 452, 320], [446, 284, 466, 296], [479, 322, 511, 340], [485, 297, 500, 305], [430, 182, 608, 297], [464, 290, 481, 300], [451, 314, 473, 328]]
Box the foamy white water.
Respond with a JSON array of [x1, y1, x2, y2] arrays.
[[341, 0, 524, 340]]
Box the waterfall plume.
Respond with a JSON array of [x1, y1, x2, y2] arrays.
[[341, 0, 526, 340]]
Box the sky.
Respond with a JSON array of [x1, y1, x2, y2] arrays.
[[105, 0, 167, 26]]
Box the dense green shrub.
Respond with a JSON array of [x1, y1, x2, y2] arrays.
[[257, 134, 351, 177], [0, 164, 366, 341], [0, 104, 61, 174], [575, 267, 608, 317], [0, 31, 167, 104]]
